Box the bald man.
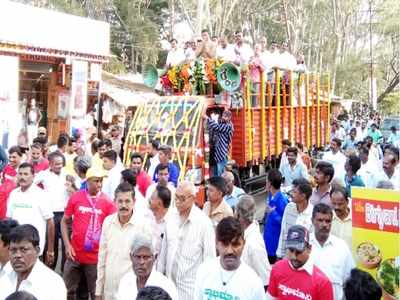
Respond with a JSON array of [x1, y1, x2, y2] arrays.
[[222, 171, 245, 210], [157, 181, 216, 300]]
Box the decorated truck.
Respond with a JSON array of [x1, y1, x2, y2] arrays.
[[124, 60, 330, 206]]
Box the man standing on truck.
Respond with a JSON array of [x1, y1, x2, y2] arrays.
[[207, 111, 234, 176]]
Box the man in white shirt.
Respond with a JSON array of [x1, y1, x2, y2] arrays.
[[279, 42, 297, 71], [372, 153, 400, 190], [0, 219, 19, 279], [322, 138, 346, 184], [276, 178, 314, 258], [145, 139, 160, 180], [166, 39, 185, 68], [259, 37, 273, 72], [216, 36, 236, 62], [34, 151, 68, 270], [184, 39, 197, 61], [158, 181, 216, 300], [194, 216, 266, 300], [358, 146, 379, 187], [6, 163, 55, 265], [117, 232, 177, 300], [150, 185, 173, 259], [0, 224, 66, 300], [310, 203, 355, 300], [236, 195, 271, 287], [102, 150, 123, 199], [330, 186, 352, 250], [95, 183, 153, 300], [331, 123, 346, 142], [221, 171, 245, 210], [279, 147, 309, 187], [268, 41, 280, 69], [364, 136, 381, 163], [146, 164, 176, 207], [233, 31, 254, 65]]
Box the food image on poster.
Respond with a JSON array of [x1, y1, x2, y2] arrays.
[[356, 242, 382, 269], [376, 258, 400, 300], [351, 187, 400, 300]]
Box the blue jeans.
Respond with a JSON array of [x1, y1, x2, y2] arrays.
[[216, 159, 227, 176]]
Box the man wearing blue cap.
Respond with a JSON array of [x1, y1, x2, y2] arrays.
[[267, 225, 333, 300]]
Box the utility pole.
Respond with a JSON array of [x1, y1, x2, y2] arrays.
[[369, 0, 376, 110]]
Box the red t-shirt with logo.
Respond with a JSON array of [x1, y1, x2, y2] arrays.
[[64, 190, 117, 264], [268, 259, 334, 300]]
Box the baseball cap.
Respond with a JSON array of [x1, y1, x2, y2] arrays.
[[285, 225, 310, 252], [86, 167, 107, 180]]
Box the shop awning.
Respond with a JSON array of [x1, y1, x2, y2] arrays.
[[101, 72, 158, 108], [0, 1, 109, 61]]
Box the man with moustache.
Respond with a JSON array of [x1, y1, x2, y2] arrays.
[[194, 217, 266, 299], [95, 183, 153, 300], [35, 151, 68, 270], [330, 186, 352, 249], [6, 163, 55, 265], [267, 225, 334, 300], [0, 225, 66, 300], [116, 232, 178, 300], [309, 204, 355, 300], [61, 167, 116, 300]]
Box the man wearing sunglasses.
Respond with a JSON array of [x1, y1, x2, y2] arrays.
[[267, 225, 333, 300]]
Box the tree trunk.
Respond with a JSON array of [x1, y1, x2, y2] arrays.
[[377, 73, 399, 103], [196, 0, 205, 36]]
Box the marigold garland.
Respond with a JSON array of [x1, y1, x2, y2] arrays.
[[161, 58, 226, 94]]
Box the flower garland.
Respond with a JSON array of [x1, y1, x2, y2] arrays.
[[160, 58, 225, 95]]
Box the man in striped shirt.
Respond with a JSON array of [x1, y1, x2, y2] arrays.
[[157, 181, 216, 300], [208, 110, 234, 176]]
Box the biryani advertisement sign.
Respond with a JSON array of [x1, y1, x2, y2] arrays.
[[351, 187, 400, 300]]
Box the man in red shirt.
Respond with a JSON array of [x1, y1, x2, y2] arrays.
[[130, 152, 151, 197], [267, 225, 333, 300], [61, 167, 116, 300]]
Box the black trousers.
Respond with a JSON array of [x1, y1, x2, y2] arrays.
[[63, 259, 96, 300], [44, 211, 66, 271]]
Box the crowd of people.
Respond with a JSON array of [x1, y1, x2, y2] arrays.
[[0, 105, 398, 300], [165, 29, 305, 73]]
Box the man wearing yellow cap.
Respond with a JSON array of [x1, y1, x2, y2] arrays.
[[61, 167, 117, 300]]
